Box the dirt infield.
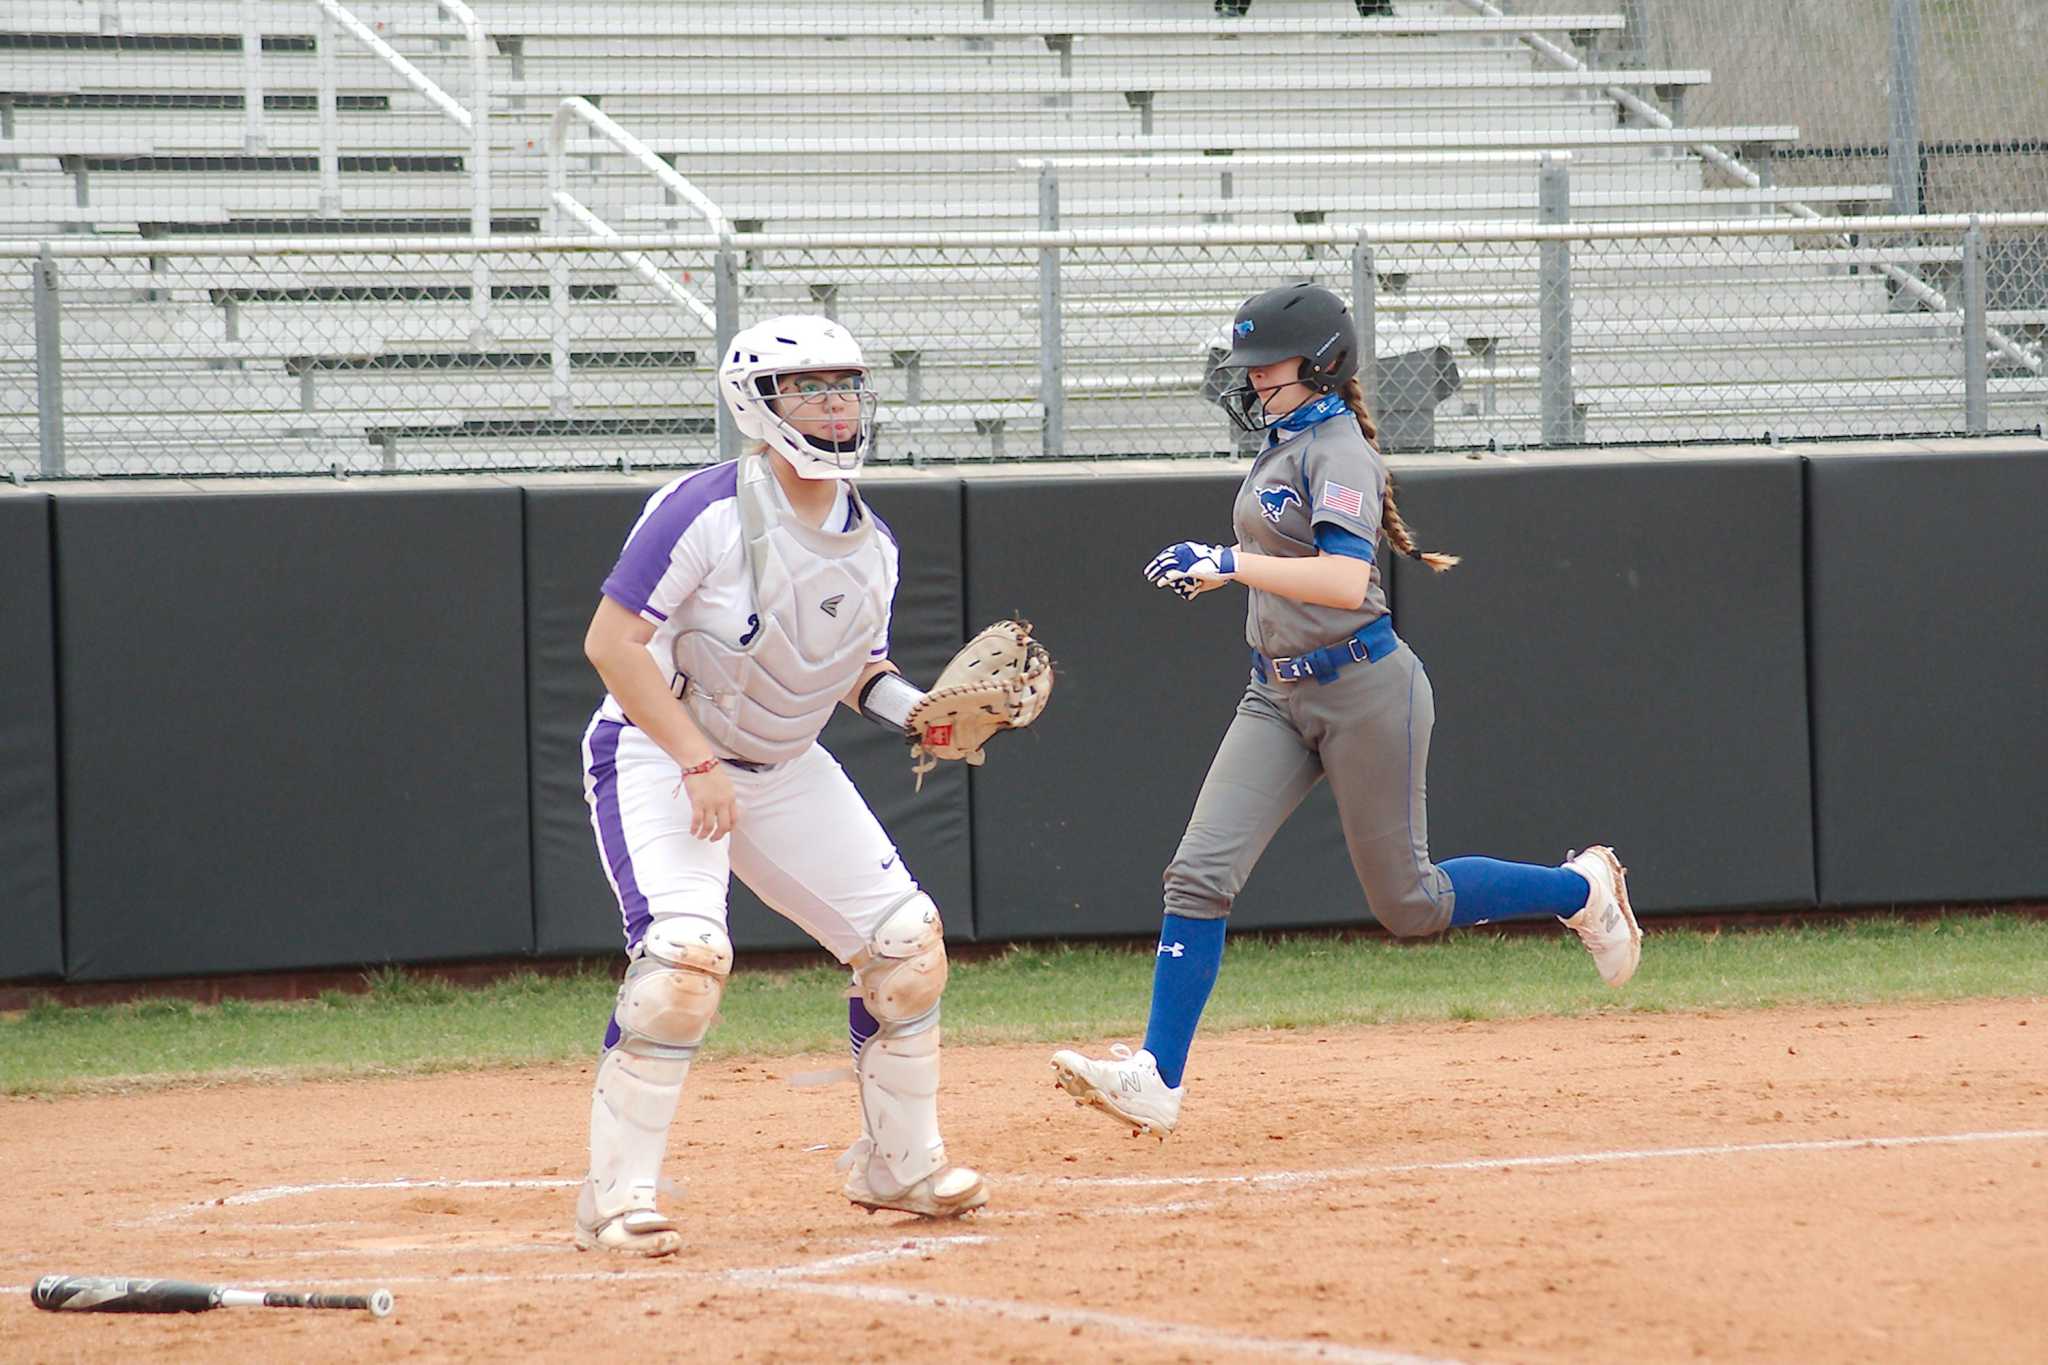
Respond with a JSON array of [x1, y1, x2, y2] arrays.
[[3, 999, 2042, 1364]]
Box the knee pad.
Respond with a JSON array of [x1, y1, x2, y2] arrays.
[[852, 893, 948, 1024], [616, 918, 732, 1054]]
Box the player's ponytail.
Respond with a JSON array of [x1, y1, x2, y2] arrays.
[[1337, 376, 1460, 573]]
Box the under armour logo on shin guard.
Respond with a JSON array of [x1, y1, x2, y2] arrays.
[[1158, 942, 1186, 958]]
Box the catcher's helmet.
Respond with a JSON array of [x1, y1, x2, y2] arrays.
[[718, 314, 876, 479], [1217, 282, 1359, 433]]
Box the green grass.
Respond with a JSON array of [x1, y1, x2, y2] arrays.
[[2, 916, 2043, 1097]]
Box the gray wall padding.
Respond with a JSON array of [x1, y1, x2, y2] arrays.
[[0, 493, 64, 980], [1390, 458, 1816, 914], [523, 479, 972, 958], [54, 487, 532, 981], [1806, 448, 2048, 905]]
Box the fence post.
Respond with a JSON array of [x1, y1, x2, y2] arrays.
[[1038, 165, 1065, 458], [548, 248, 573, 416], [33, 245, 66, 477], [1538, 157, 1576, 446], [316, 3, 341, 217], [463, 4, 493, 340], [241, 0, 266, 150], [1962, 220, 1988, 434], [1351, 235, 1376, 413], [714, 244, 741, 458], [1889, 0, 1923, 215]]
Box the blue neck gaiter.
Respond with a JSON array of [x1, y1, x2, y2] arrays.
[[1271, 390, 1351, 436]]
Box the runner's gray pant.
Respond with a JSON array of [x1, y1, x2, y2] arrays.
[[1163, 642, 1455, 937]]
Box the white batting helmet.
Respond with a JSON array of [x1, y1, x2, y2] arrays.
[[718, 315, 876, 479]]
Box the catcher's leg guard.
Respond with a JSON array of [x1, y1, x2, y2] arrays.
[[841, 895, 986, 1216], [578, 917, 733, 1256]]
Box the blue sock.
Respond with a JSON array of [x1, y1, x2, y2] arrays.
[[849, 997, 880, 1061], [1443, 857, 1591, 927], [1142, 913, 1228, 1089]]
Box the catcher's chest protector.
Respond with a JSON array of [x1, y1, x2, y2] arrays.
[[672, 456, 890, 763]]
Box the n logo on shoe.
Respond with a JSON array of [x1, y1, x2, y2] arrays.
[[1119, 1073, 1143, 1093]]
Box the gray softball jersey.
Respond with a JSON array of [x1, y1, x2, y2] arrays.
[[1232, 415, 1388, 659]]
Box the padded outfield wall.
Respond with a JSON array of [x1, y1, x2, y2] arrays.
[[2, 443, 2044, 983]]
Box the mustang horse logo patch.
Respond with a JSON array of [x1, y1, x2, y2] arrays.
[[1256, 486, 1302, 523]]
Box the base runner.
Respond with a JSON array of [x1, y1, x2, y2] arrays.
[[1050, 283, 1641, 1139]]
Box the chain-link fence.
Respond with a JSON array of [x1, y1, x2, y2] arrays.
[[9, 215, 2045, 478], [5, 1, 2047, 476]]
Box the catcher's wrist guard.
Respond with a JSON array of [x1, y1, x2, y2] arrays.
[[858, 670, 925, 735]]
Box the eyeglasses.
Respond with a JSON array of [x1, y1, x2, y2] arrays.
[[780, 376, 867, 402]]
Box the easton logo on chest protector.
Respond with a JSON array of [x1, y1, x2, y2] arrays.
[[1256, 486, 1301, 523], [820, 594, 847, 617]]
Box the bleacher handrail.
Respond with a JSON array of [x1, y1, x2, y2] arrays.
[[547, 97, 733, 246], [8, 211, 2048, 260], [543, 96, 729, 338], [1015, 152, 1575, 171], [471, 15, 1632, 40]]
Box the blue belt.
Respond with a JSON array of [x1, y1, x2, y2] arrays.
[[1251, 615, 1400, 685]]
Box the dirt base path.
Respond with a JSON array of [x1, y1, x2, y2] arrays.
[[4, 1000, 2044, 1364]]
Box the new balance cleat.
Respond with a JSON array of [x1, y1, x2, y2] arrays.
[[1561, 845, 1643, 987], [1050, 1044, 1184, 1138]]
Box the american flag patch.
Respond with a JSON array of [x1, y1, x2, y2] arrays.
[[1320, 480, 1365, 518]]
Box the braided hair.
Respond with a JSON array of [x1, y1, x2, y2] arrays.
[[1336, 376, 1460, 573]]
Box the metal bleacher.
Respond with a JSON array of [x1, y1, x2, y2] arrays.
[[2, 0, 2041, 474]]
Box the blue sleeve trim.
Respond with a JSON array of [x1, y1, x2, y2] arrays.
[[1313, 523, 1377, 564]]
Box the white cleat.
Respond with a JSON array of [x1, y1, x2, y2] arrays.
[[574, 1208, 682, 1258], [1050, 1044, 1184, 1139], [1561, 845, 1643, 987], [841, 1153, 989, 1218]]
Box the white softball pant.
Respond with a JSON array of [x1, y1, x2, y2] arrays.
[[582, 716, 919, 961]]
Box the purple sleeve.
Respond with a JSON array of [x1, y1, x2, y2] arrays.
[[870, 508, 898, 659], [600, 463, 739, 620]]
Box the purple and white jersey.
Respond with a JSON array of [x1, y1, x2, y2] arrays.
[[594, 461, 900, 729]]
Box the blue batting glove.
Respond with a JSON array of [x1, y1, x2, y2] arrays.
[[1144, 541, 1237, 589]]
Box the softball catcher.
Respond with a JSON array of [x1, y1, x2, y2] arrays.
[[1051, 282, 1640, 1139], [576, 315, 1048, 1256]]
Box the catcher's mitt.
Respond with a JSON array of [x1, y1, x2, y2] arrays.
[[905, 619, 1052, 786]]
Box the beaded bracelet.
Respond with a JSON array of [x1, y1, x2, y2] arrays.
[[678, 757, 721, 778]]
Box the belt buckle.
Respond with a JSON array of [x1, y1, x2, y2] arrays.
[[1270, 655, 1305, 683], [1347, 636, 1369, 664]]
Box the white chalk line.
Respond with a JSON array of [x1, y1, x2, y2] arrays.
[[130, 1177, 581, 1227], [1025, 1126, 2048, 1191], [767, 1279, 1461, 1365]]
